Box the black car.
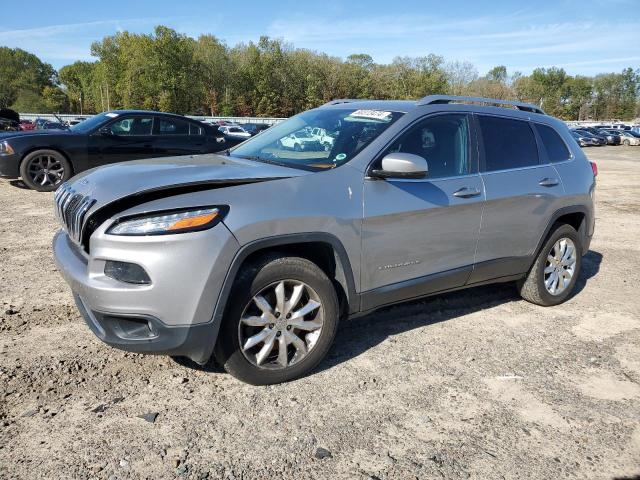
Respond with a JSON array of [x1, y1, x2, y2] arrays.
[[0, 110, 230, 191], [242, 123, 271, 136], [573, 129, 606, 146], [0, 108, 20, 132]]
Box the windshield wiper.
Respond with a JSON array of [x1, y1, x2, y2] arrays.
[[231, 154, 296, 169]]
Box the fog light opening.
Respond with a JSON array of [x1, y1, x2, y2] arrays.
[[104, 260, 151, 285]]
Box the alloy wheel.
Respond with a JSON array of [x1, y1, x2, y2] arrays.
[[27, 155, 65, 187], [544, 238, 576, 295], [238, 280, 323, 370]]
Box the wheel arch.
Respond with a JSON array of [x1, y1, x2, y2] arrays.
[[533, 206, 589, 261], [212, 233, 359, 329]]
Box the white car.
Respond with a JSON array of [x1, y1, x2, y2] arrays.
[[219, 126, 251, 138], [309, 127, 335, 150], [278, 131, 321, 151]]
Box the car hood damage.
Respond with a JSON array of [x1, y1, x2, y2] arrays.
[[69, 154, 307, 204], [57, 154, 308, 247]]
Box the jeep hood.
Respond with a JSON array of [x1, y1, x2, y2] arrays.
[[65, 153, 309, 209]]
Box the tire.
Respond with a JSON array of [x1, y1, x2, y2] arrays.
[[215, 255, 339, 385], [20, 149, 71, 192], [517, 224, 582, 306], [623, 139, 630, 146]]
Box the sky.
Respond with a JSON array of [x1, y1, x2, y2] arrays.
[[1, 0, 639, 76]]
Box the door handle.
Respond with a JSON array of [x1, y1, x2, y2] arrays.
[[452, 187, 482, 198], [539, 177, 559, 187]]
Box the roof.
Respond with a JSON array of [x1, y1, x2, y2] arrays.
[[319, 95, 547, 117], [108, 110, 193, 118], [318, 99, 419, 113]]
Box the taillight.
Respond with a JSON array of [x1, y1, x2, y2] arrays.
[[590, 162, 598, 177]]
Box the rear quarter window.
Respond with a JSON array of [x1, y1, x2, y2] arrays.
[[534, 124, 571, 163], [478, 115, 539, 172]]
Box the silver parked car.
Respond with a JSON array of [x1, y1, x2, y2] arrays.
[[602, 129, 640, 146], [52, 95, 597, 385]]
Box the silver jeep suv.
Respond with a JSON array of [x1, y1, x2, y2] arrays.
[[52, 95, 596, 385]]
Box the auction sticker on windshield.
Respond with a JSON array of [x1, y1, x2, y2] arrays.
[[348, 110, 393, 121], [105, 113, 119, 118]]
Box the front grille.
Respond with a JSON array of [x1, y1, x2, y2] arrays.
[[54, 183, 96, 245]]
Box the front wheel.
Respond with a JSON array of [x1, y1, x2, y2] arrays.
[[215, 256, 339, 385], [517, 224, 582, 306], [20, 149, 71, 192]]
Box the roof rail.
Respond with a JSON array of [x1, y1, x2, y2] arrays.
[[418, 95, 545, 115], [320, 99, 362, 107]]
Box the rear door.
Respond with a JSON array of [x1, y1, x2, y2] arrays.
[[153, 116, 206, 157], [469, 114, 565, 283], [361, 113, 484, 308]]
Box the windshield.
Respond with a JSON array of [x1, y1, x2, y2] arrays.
[[70, 112, 112, 133], [229, 108, 404, 170]]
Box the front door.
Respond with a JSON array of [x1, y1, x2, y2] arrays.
[[88, 115, 156, 167], [361, 113, 484, 310]]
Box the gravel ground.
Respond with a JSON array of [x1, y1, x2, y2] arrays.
[[1, 146, 639, 480]]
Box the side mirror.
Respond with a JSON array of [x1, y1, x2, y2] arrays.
[[370, 152, 429, 179]]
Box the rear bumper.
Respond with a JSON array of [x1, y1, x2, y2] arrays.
[[0, 153, 20, 178]]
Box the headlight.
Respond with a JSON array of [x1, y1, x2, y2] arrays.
[[0, 141, 15, 155], [107, 207, 226, 236]]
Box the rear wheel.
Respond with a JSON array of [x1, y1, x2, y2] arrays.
[[20, 149, 71, 192], [623, 139, 630, 146], [215, 256, 339, 385], [518, 224, 582, 306]]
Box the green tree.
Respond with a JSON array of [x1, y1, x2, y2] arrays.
[[0, 47, 57, 109]]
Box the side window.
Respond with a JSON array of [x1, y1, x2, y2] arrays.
[[107, 117, 153, 136], [535, 124, 571, 163], [383, 114, 470, 179], [157, 117, 190, 135], [478, 116, 539, 171], [189, 123, 203, 136]]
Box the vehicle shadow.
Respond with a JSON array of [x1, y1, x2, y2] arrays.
[[9, 179, 30, 190], [175, 250, 603, 377], [317, 249, 603, 374]]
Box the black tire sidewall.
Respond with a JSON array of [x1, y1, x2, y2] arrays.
[[534, 225, 582, 306], [216, 257, 339, 385], [20, 149, 71, 192]]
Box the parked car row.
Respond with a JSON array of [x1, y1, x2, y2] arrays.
[[570, 126, 640, 147]]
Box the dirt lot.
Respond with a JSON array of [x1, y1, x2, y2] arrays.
[[1, 146, 639, 479]]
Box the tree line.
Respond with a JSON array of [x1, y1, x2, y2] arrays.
[[1, 26, 639, 120]]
